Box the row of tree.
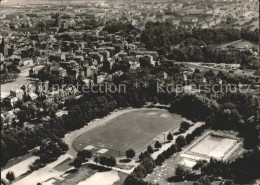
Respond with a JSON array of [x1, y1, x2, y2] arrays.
[[124, 156, 157, 185], [141, 22, 253, 50]]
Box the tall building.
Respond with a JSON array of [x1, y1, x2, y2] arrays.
[[55, 13, 61, 28], [0, 37, 7, 56]]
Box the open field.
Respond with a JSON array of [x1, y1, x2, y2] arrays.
[[72, 109, 183, 158], [217, 39, 257, 49]]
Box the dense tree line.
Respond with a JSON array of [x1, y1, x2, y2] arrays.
[[1, 117, 67, 166], [241, 28, 259, 43], [141, 22, 257, 67], [141, 22, 243, 50], [171, 93, 260, 149], [103, 20, 136, 34], [193, 149, 260, 184], [170, 94, 219, 121], [166, 39, 257, 67], [156, 143, 178, 165]]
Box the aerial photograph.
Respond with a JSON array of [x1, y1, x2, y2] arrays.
[[0, 0, 259, 185]]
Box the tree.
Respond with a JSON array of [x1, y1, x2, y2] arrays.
[[167, 132, 173, 141], [194, 68, 200, 74], [133, 164, 147, 178], [164, 147, 175, 158], [139, 152, 145, 161], [141, 156, 156, 174], [102, 59, 110, 72], [73, 157, 83, 169], [170, 144, 178, 153], [154, 141, 162, 148], [14, 99, 24, 109], [17, 110, 28, 124], [94, 157, 100, 165], [193, 176, 212, 185], [179, 121, 190, 132], [99, 156, 116, 167], [156, 154, 165, 165], [107, 156, 116, 168], [175, 165, 186, 180], [64, 75, 76, 85], [193, 160, 208, 171], [114, 45, 121, 54], [147, 145, 153, 154], [58, 141, 69, 152], [29, 164, 39, 171], [126, 149, 135, 159], [77, 74, 84, 82], [139, 56, 153, 69], [6, 171, 15, 183], [37, 68, 49, 81], [176, 136, 186, 148], [99, 156, 107, 166], [11, 119, 17, 128], [124, 173, 147, 185], [77, 150, 92, 159]]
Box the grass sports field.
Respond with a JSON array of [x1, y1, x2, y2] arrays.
[[72, 109, 183, 158]]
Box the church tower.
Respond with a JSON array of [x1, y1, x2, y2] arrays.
[[55, 13, 61, 28], [0, 37, 7, 56]]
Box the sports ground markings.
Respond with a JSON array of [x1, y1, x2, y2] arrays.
[[76, 135, 130, 156], [84, 145, 95, 150], [72, 109, 183, 158], [97, 148, 109, 154]]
